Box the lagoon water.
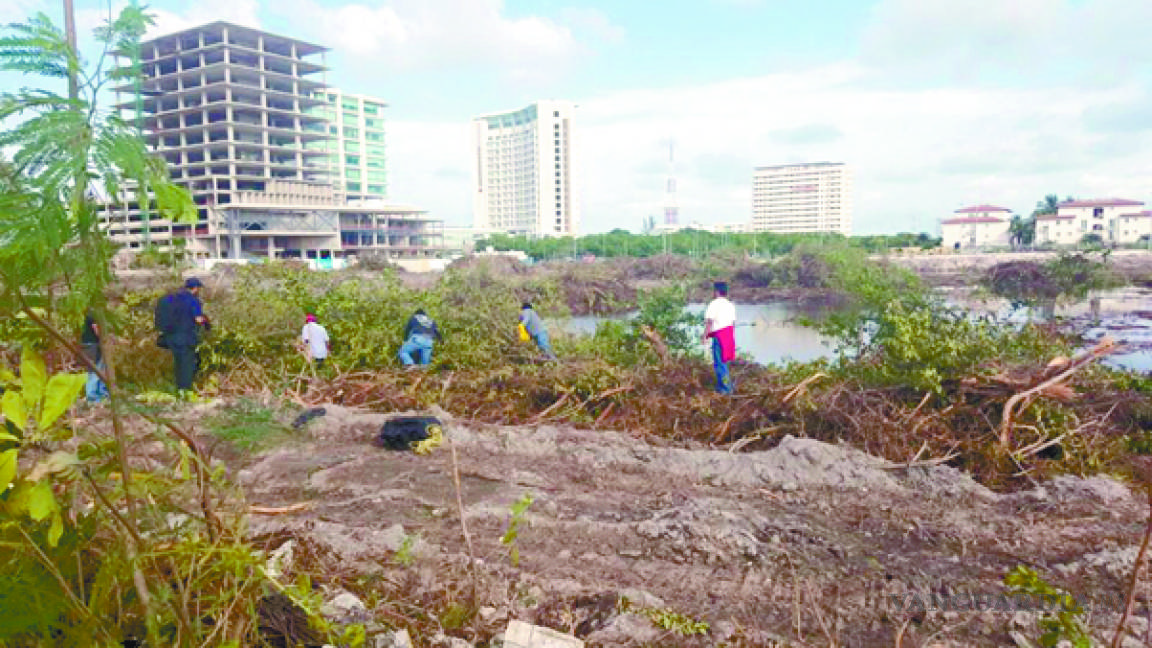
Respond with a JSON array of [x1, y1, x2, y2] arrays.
[[563, 302, 835, 366], [561, 288, 1152, 372]]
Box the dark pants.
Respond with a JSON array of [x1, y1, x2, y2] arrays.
[[171, 344, 199, 391]]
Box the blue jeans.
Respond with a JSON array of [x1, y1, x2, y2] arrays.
[[533, 331, 558, 360], [399, 334, 434, 366], [86, 362, 109, 403], [711, 338, 733, 394], [82, 343, 108, 403]]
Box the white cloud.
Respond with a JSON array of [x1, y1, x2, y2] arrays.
[[395, 64, 1152, 235], [861, 0, 1152, 83], [281, 0, 613, 82], [145, 0, 261, 36]]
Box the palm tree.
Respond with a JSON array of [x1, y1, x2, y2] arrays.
[[1032, 194, 1061, 217], [1009, 215, 1036, 249]]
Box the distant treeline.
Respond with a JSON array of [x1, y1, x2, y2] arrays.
[[475, 229, 941, 260]]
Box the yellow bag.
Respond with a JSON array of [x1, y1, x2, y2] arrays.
[[518, 322, 531, 342]]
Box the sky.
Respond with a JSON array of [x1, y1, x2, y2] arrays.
[[1, 0, 1151, 235]]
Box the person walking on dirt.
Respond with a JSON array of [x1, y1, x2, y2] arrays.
[[702, 281, 736, 394], [81, 309, 108, 404], [399, 308, 442, 367], [520, 302, 558, 361], [300, 313, 330, 369], [158, 277, 210, 394]]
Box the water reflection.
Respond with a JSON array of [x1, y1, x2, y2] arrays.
[[563, 302, 836, 366], [561, 289, 1152, 373]]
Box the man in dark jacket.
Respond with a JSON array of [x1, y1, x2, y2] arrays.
[[398, 308, 442, 367], [160, 277, 210, 392]]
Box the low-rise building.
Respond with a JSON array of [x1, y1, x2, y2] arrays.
[[940, 204, 1012, 250], [1036, 198, 1148, 246]]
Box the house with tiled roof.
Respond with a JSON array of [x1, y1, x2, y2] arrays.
[[1036, 198, 1149, 246], [941, 204, 1012, 250]]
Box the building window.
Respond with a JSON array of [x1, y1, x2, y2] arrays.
[[347, 181, 361, 192], [346, 155, 360, 165], [344, 127, 360, 138]]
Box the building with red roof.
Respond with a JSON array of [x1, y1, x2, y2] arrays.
[[1036, 198, 1149, 246], [941, 204, 1012, 250]]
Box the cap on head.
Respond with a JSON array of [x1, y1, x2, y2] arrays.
[[305, 313, 317, 322], [185, 277, 203, 289], [713, 281, 728, 296]]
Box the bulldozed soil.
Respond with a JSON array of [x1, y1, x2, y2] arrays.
[[222, 403, 1151, 647]]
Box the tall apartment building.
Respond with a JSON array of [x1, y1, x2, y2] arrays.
[[751, 162, 853, 235], [472, 100, 578, 238], [308, 89, 389, 202], [108, 22, 439, 260]]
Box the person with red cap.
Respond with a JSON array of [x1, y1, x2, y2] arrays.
[[300, 313, 330, 369]]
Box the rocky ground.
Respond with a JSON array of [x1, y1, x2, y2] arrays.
[[217, 403, 1151, 647]]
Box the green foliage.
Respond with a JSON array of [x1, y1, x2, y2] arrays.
[[0, 9, 340, 647], [806, 243, 1069, 393], [984, 253, 1122, 309], [617, 597, 710, 636], [392, 533, 417, 567], [1003, 566, 1091, 648], [632, 284, 699, 356], [500, 494, 534, 567], [203, 398, 293, 451], [476, 229, 939, 261]]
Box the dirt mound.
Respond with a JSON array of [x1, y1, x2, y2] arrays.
[[446, 255, 529, 275], [618, 254, 701, 281], [231, 407, 1149, 646]]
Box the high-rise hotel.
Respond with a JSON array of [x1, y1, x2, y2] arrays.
[[751, 162, 853, 235], [471, 101, 578, 237]]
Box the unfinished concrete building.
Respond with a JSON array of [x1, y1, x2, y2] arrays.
[[109, 22, 441, 261]]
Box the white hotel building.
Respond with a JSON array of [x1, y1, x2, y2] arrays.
[[471, 101, 578, 238], [751, 162, 852, 235]]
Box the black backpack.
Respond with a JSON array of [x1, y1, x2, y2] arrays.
[[375, 416, 441, 451], [154, 292, 176, 347]]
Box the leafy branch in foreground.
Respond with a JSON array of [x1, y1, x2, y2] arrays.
[[0, 8, 334, 647]]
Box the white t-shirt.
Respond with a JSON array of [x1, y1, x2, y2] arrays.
[[704, 297, 736, 331], [301, 322, 329, 360]]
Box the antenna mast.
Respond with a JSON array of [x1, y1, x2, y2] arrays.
[[663, 140, 679, 226]]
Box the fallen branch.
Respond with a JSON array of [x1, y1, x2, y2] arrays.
[[1112, 485, 1152, 648], [782, 372, 827, 405], [639, 325, 670, 365], [999, 338, 1115, 449], [447, 435, 478, 603], [250, 503, 312, 516], [530, 393, 570, 423]]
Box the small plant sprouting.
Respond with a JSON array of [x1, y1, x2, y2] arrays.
[[500, 494, 534, 567], [393, 533, 417, 567], [1003, 565, 1090, 648], [616, 596, 710, 637]]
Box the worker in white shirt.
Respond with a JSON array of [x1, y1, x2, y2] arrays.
[[300, 313, 330, 369]]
